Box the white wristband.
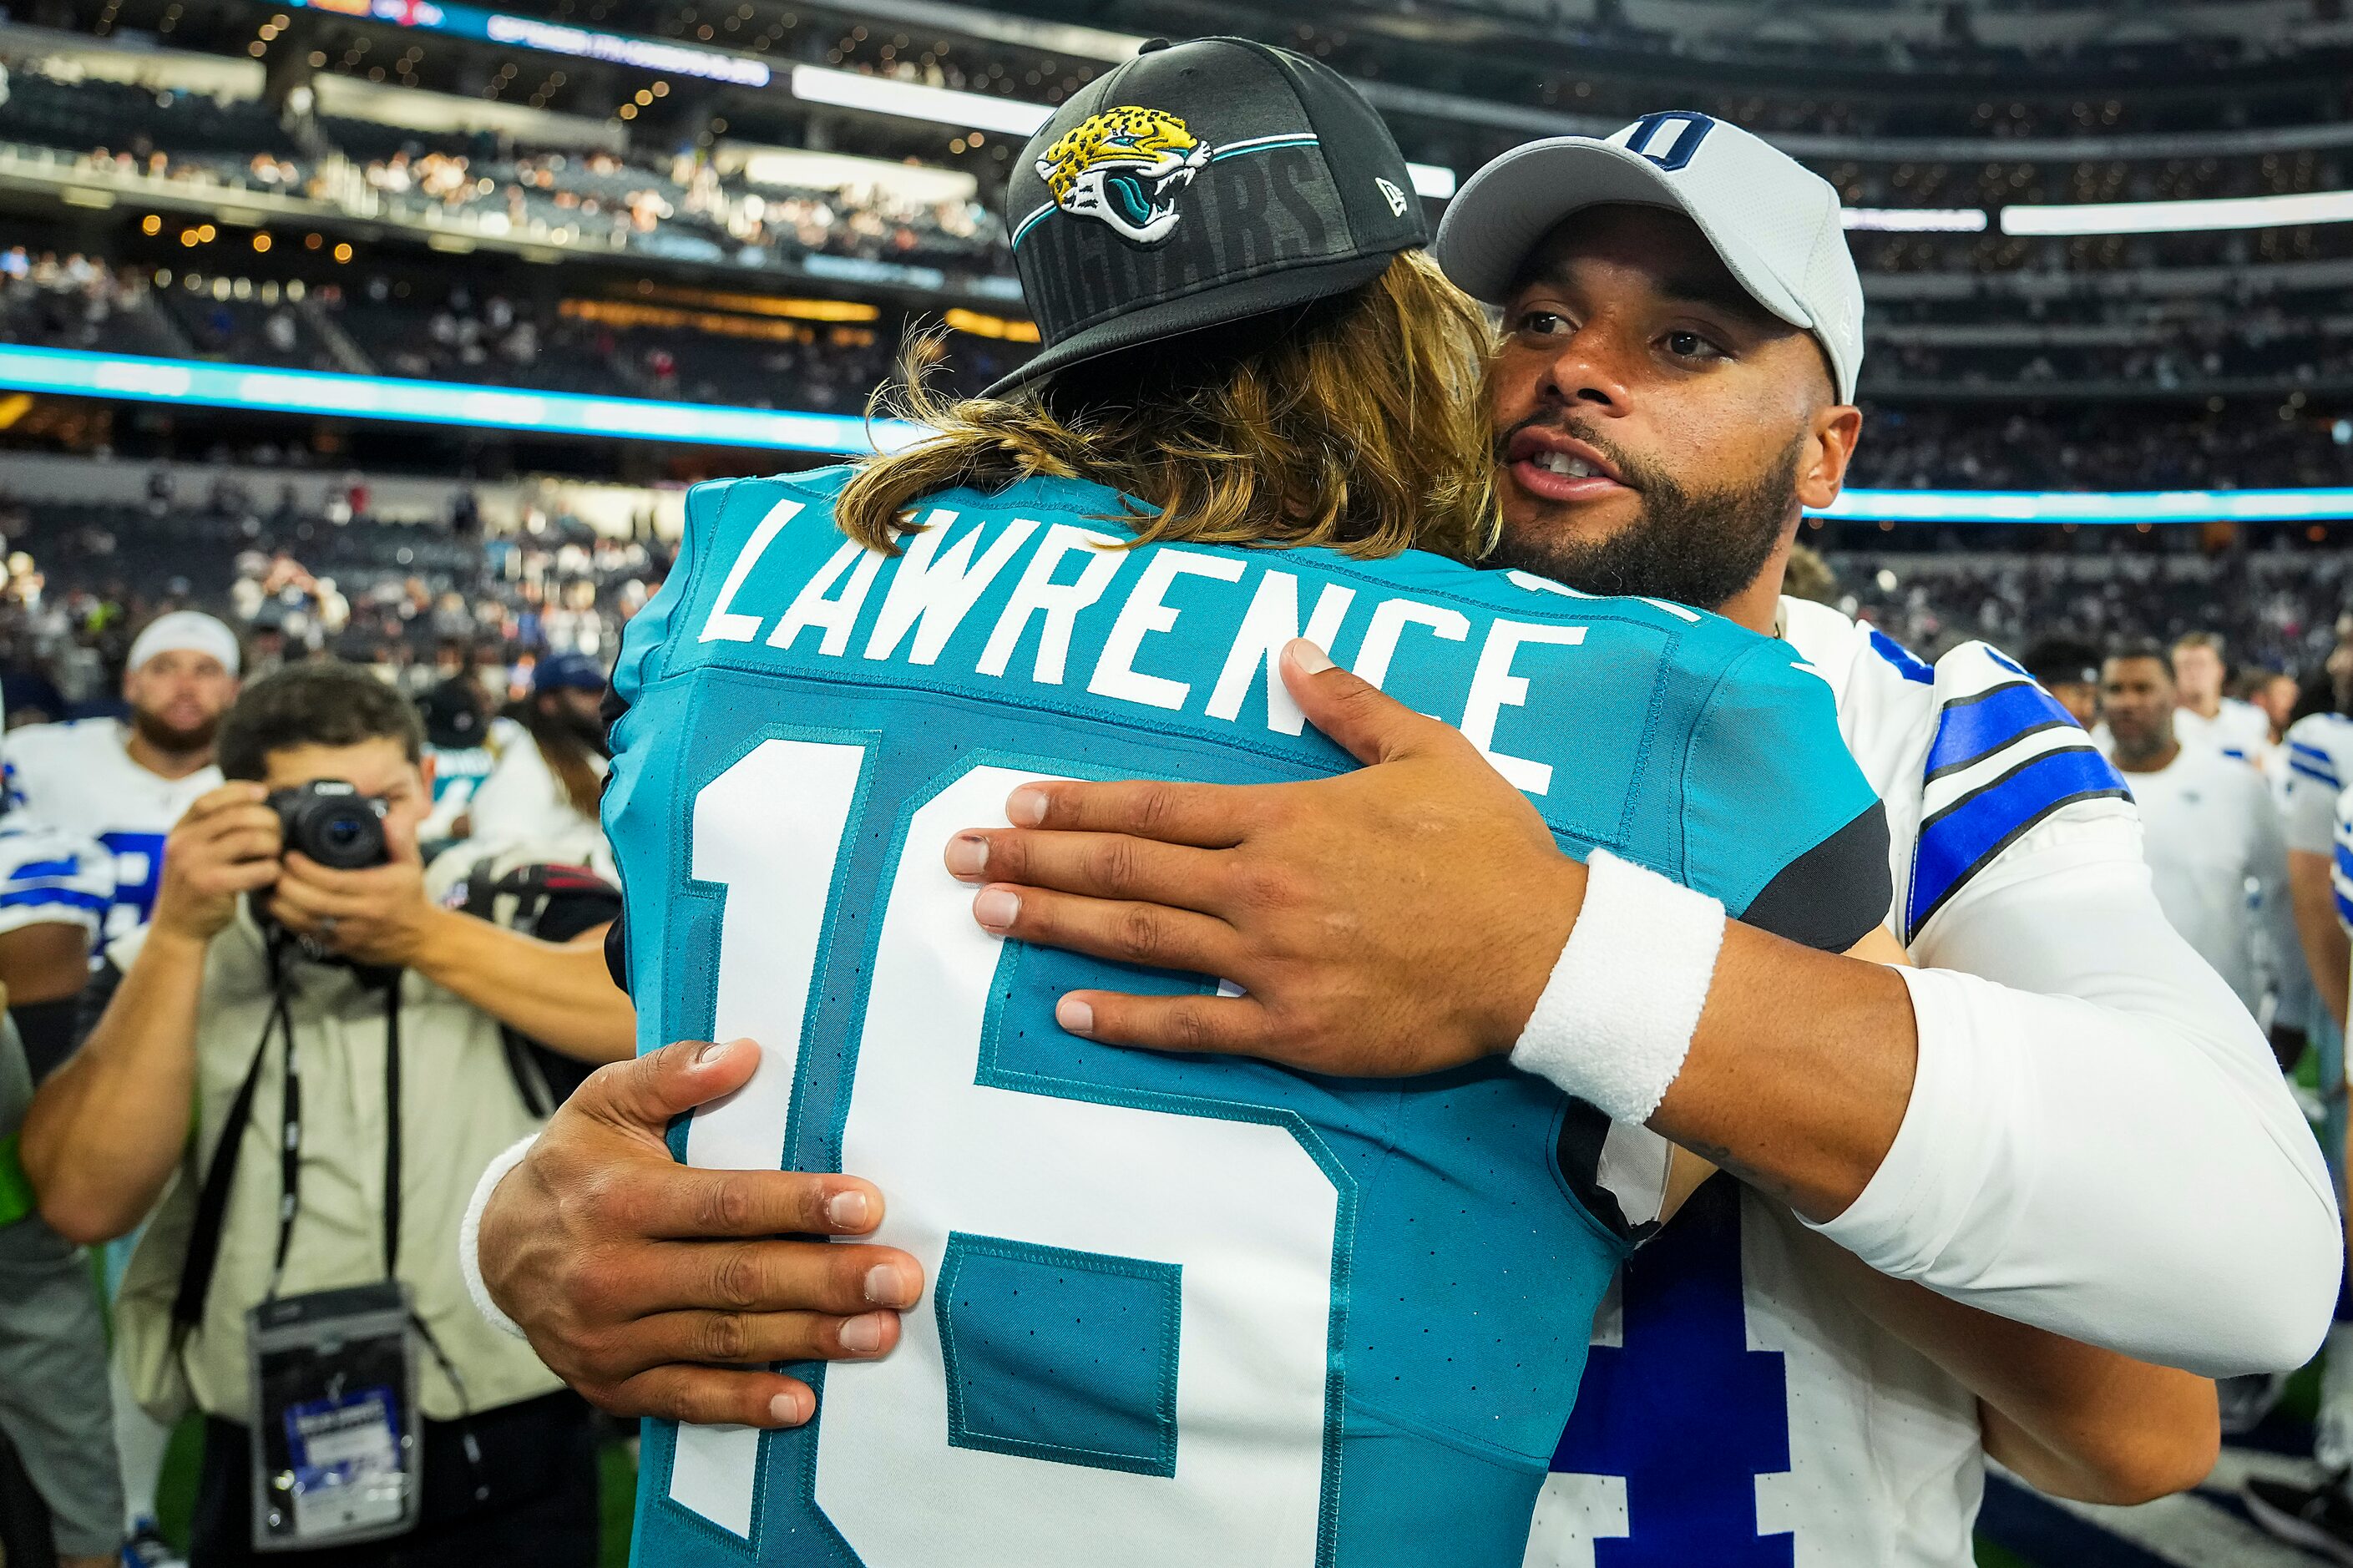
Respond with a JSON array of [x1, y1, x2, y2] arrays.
[[458, 1132, 539, 1341], [1508, 849, 1727, 1123]]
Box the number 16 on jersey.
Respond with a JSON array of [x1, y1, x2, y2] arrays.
[[656, 737, 1345, 1566]]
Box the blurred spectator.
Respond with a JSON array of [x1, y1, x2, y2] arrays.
[[2098, 644, 2304, 1021], [464, 651, 607, 873], [18, 663, 632, 1567]]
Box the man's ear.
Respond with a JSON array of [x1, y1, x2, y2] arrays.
[[416, 754, 437, 795], [1796, 404, 1864, 513]]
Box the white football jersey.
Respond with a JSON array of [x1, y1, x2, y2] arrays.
[[2175, 697, 2272, 764], [1526, 598, 2137, 1568], [3, 718, 220, 950], [2283, 712, 2353, 860], [0, 818, 113, 943], [2124, 744, 2296, 1017]]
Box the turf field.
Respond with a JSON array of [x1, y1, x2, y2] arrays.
[[144, 1408, 2317, 1568]]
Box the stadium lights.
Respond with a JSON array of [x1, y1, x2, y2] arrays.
[[1812, 488, 2353, 524], [285, 0, 773, 87], [13, 348, 2346, 521], [1843, 207, 1986, 233], [1409, 164, 1457, 200], [0, 345, 926, 454], [782, 65, 1458, 199], [2000, 187, 2353, 237], [787, 64, 1050, 138]]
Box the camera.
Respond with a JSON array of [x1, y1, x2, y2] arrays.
[[268, 780, 389, 869]]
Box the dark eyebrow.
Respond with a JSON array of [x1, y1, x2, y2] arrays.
[[1656, 270, 1784, 331], [1509, 260, 1786, 334]]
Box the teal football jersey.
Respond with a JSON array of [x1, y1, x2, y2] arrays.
[[604, 466, 1888, 1568]]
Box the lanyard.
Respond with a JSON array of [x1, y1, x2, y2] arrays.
[[266, 964, 404, 1298], [174, 943, 406, 1337]]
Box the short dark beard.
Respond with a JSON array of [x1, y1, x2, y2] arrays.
[[2110, 724, 2176, 770], [1490, 420, 1804, 611], [129, 706, 220, 761]]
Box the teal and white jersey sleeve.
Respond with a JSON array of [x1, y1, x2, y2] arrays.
[[1677, 636, 1890, 950], [604, 468, 1889, 1568]]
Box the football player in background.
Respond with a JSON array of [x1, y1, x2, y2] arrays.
[[2100, 644, 2301, 1024], [478, 44, 1909, 1565], [3, 609, 236, 963], [943, 119, 2333, 1565], [2022, 635, 2103, 731], [2172, 630, 2271, 762], [2254, 711, 2353, 1550]]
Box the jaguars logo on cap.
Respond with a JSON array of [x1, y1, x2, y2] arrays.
[[1036, 107, 1212, 245]]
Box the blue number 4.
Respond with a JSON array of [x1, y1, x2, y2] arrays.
[[1551, 1181, 1794, 1566]]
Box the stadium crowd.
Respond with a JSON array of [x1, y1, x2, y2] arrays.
[[9, 7, 2353, 1565]]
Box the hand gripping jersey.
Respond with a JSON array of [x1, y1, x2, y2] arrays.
[[2, 718, 220, 951], [605, 468, 1889, 1568], [1528, 597, 2133, 1568]]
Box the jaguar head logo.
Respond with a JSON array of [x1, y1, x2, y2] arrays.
[[1036, 107, 1212, 246]]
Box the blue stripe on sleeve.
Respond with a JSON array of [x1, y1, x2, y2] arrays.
[[4, 855, 83, 882], [2295, 741, 2335, 764], [2335, 842, 2353, 883], [2295, 759, 2342, 787], [1867, 628, 1934, 685], [1908, 746, 2130, 938], [1921, 681, 2073, 781], [0, 886, 106, 913]]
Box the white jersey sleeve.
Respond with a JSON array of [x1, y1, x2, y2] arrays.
[[2285, 711, 2353, 857], [1782, 600, 2336, 1372], [2334, 787, 2353, 936], [0, 819, 110, 941]]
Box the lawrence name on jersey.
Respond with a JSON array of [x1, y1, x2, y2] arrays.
[[1530, 597, 2279, 1568], [3, 717, 220, 951], [602, 468, 1890, 1567]]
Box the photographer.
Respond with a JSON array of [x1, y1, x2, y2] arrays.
[[18, 662, 632, 1566]]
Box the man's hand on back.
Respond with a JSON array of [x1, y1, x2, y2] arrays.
[[479, 1038, 927, 1429], [151, 781, 283, 946], [944, 640, 1584, 1074]]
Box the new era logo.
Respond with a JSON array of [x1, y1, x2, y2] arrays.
[[1376, 177, 1408, 216]]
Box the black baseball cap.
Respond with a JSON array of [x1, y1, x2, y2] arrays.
[[985, 37, 1430, 398]]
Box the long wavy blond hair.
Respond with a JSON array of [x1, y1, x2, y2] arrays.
[[834, 249, 1500, 563]]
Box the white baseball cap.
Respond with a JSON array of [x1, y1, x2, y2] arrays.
[[1435, 112, 1865, 402], [128, 609, 240, 675]]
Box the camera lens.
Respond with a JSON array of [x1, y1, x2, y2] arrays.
[[325, 818, 362, 850]]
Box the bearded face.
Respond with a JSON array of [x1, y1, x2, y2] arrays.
[[124, 649, 237, 758]]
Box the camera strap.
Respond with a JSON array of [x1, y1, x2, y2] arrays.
[[171, 944, 404, 1340]]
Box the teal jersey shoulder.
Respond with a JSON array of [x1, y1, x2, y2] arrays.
[[608, 468, 1885, 1568]]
